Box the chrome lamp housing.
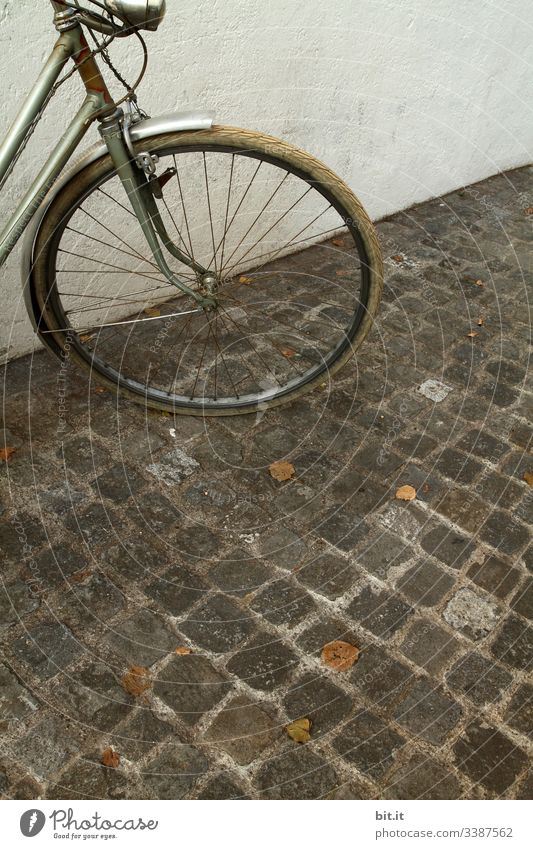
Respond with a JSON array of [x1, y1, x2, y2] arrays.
[[104, 0, 166, 31]]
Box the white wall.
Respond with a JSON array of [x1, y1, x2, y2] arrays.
[[1, 0, 532, 360]]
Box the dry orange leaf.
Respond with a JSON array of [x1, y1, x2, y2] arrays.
[[101, 747, 120, 768], [144, 306, 160, 317], [477, 316, 485, 326], [396, 484, 417, 501], [332, 237, 345, 247], [524, 207, 533, 215], [79, 333, 95, 343], [239, 275, 252, 285], [0, 446, 16, 462], [321, 640, 360, 671], [473, 279, 484, 287], [269, 460, 295, 482], [121, 665, 151, 696], [175, 646, 192, 655], [524, 470, 533, 486], [280, 347, 296, 358], [287, 718, 311, 743], [391, 254, 403, 263], [467, 331, 478, 338], [95, 385, 106, 394]]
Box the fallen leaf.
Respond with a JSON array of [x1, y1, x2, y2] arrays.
[[280, 347, 296, 358], [95, 385, 106, 394], [175, 646, 192, 655], [70, 567, 93, 583], [79, 333, 95, 343], [467, 331, 478, 338], [321, 640, 360, 671], [391, 254, 403, 263], [524, 207, 533, 215], [473, 279, 484, 287], [0, 446, 16, 462], [396, 484, 417, 501], [477, 316, 485, 326], [101, 747, 120, 768], [144, 306, 160, 317], [524, 470, 533, 486], [335, 269, 350, 277], [121, 665, 151, 696], [239, 275, 252, 285], [287, 718, 311, 744], [269, 460, 295, 482], [332, 237, 345, 247]]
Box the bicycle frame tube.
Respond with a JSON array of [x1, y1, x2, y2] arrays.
[[0, 21, 112, 267]]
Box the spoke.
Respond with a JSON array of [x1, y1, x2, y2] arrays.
[[218, 154, 235, 273], [213, 307, 264, 390], [221, 171, 290, 273], [65, 225, 158, 269], [165, 309, 198, 394], [97, 186, 137, 219], [212, 159, 263, 269], [205, 308, 242, 399], [188, 316, 212, 400], [41, 308, 201, 335], [173, 155, 195, 262], [77, 207, 158, 268], [219, 220, 340, 280], [217, 302, 281, 385], [161, 195, 194, 262], [220, 288, 349, 338], [203, 153, 219, 276], [222, 184, 313, 276]]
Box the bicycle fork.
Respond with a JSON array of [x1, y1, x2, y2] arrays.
[[98, 107, 215, 310]]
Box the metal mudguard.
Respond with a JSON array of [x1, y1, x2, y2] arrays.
[[22, 109, 214, 340]]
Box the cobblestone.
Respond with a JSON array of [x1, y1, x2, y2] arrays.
[[1, 167, 531, 799]]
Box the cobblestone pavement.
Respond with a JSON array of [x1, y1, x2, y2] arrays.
[[1, 167, 532, 801]]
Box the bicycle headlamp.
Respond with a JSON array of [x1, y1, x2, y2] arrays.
[[104, 0, 166, 31]]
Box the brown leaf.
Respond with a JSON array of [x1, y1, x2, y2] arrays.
[[280, 347, 296, 358], [101, 747, 120, 768], [524, 470, 533, 486], [473, 279, 484, 287], [396, 484, 417, 501], [466, 331, 478, 338], [95, 385, 106, 394], [332, 237, 345, 247], [0, 446, 16, 462], [335, 269, 350, 277], [175, 646, 192, 655], [239, 275, 252, 285], [391, 254, 404, 263], [70, 567, 93, 583], [524, 207, 533, 215], [121, 665, 151, 696], [79, 333, 95, 343], [321, 640, 360, 671], [144, 306, 160, 317], [477, 316, 485, 326], [287, 718, 311, 743], [269, 460, 295, 482]]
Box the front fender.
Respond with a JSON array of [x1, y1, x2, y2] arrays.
[[22, 109, 214, 342]]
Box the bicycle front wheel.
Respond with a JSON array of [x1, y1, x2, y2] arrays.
[[31, 126, 383, 415]]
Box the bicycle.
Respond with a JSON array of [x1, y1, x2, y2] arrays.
[[1, 0, 383, 416]]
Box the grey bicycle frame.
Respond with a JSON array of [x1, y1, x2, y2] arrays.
[[0, 0, 212, 307]]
